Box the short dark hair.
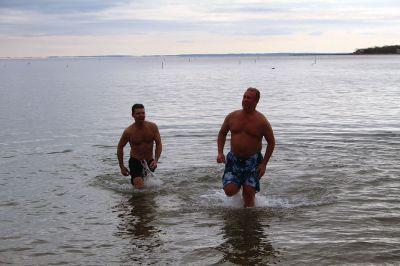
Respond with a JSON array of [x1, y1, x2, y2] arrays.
[[247, 87, 260, 102], [132, 103, 144, 113]]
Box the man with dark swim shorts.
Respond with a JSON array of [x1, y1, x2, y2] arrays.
[[128, 158, 156, 185], [117, 104, 162, 189], [217, 88, 275, 207]]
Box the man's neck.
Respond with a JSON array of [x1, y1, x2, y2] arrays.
[[242, 107, 256, 114], [134, 121, 145, 127]]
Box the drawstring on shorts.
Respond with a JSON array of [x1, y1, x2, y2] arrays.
[[140, 160, 154, 177]]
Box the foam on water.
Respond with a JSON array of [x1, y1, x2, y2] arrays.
[[199, 189, 332, 209], [143, 175, 163, 188], [93, 172, 163, 194]]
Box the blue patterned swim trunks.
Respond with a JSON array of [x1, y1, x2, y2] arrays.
[[222, 151, 263, 192]]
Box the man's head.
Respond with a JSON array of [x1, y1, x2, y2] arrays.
[[242, 87, 260, 112], [132, 103, 145, 123]]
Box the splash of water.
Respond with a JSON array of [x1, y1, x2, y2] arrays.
[[199, 189, 331, 209]]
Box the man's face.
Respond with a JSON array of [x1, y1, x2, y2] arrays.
[[132, 108, 145, 122], [242, 90, 258, 111]]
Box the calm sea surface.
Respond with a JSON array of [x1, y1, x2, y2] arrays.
[[0, 55, 399, 265]]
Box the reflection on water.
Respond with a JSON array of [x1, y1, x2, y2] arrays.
[[216, 209, 279, 265], [113, 192, 161, 262]]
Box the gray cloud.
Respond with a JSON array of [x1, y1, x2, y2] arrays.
[[1, 0, 400, 56], [0, 13, 396, 38], [0, 0, 131, 13]]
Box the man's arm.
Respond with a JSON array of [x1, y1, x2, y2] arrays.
[[151, 124, 162, 169], [117, 130, 130, 176], [258, 119, 275, 177], [217, 115, 230, 163]]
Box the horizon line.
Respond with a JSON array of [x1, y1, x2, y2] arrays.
[[0, 52, 354, 60]]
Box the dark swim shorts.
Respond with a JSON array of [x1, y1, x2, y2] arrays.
[[222, 151, 263, 192], [129, 157, 156, 184]]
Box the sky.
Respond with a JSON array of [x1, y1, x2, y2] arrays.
[[1, 0, 399, 57]]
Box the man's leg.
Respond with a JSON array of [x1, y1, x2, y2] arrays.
[[241, 154, 262, 207], [224, 183, 240, 197], [242, 185, 256, 207], [129, 158, 145, 189], [132, 176, 144, 189]]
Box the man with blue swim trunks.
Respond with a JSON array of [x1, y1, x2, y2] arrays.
[[217, 88, 275, 207]]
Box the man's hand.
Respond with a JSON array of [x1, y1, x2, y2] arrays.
[[120, 166, 130, 176], [149, 160, 158, 170], [217, 153, 226, 164], [257, 163, 267, 178]]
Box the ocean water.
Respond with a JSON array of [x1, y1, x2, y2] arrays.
[[0, 55, 399, 265]]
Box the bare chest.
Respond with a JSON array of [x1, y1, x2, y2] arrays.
[[230, 119, 263, 138], [128, 127, 154, 145]]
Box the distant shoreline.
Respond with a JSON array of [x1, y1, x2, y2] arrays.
[[2, 50, 400, 60], [354, 45, 400, 55], [0, 52, 351, 60]]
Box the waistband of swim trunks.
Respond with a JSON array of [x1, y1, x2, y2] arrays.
[[229, 151, 262, 161]]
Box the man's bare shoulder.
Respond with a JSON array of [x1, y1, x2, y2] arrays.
[[125, 123, 135, 132], [227, 110, 242, 118], [255, 110, 268, 121], [119, 125, 134, 141], [255, 111, 273, 130], [145, 121, 159, 129]]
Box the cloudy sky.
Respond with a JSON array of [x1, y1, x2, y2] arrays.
[[1, 0, 399, 57]]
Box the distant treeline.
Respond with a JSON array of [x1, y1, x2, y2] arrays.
[[354, 45, 400, 54]]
